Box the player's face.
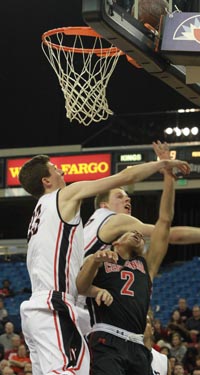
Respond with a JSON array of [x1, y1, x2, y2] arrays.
[[106, 188, 132, 214], [117, 231, 145, 255], [47, 162, 66, 189]]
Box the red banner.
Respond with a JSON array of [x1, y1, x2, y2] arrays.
[[6, 154, 111, 186]]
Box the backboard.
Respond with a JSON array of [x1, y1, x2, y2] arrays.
[[82, 0, 200, 107]]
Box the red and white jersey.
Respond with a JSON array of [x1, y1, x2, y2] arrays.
[[151, 348, 168, 375], [84, 208, 116, 257], [27, 190, 83, 298]]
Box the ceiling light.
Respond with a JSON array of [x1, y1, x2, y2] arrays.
[[182, 127, 190, 136], [191, 127, 199, 135], [174, 127, 182, 136], [165, 127, 173, 135]]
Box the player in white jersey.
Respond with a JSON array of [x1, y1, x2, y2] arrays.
[[144, 314, 171, 375], [18, 147, 187, 375], [84, 207, 116, 255], [151, 348, 170, 375]]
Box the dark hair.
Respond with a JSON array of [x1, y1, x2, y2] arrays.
[[18, 155, 50, 199]]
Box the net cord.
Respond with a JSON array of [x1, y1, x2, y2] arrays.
[[41, 32, 121, 126]]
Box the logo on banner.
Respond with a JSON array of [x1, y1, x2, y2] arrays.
[[6, 154, 111, 186], [173, 15, 200, 43]]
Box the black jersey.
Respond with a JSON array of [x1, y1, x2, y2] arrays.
[[87, 255, 152, 334]]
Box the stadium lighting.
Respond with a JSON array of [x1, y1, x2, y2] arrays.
[[165, 127, 173, 135], [174, 127, 182, 136], [182, 127, 190, 136], [191, 127, 199, 135], [164, 125, 199, 139]]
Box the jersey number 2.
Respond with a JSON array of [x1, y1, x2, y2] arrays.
[[120, 271, 134, 296]]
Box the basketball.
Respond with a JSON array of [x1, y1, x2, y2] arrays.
[[131, 0, 169, 28]]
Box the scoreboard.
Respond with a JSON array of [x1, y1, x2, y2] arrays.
[[0, 142, 200, 196], [114, 144, 200, 181]]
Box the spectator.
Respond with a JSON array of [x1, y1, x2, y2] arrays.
[[176, 298, 192, 325], [167, 310, 190, 342], [186, 305, 200, 343], [156, 338, 172, 352], [0, 298, 9, 334], [160, 345, 171, 358], [23, 362, 32, 373], [2, 366, 15, 375], [0, 280, 14, 298], [169, 356, 176, 374], [173, 362, 185, 375], [4, 335, 21, 360], [192, 369, 200, 375], [153, 318, 168, 343], [169, 332, 187, 363], [8, 344, 31, 374], [18, 361, 32, 375], [0, 360, 10, 373], [195, 354, 200, 369], [182, 346, 198, 375], [0, 323, 18, 351]]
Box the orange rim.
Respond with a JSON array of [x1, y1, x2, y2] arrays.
[[41, 26, 122, 56]]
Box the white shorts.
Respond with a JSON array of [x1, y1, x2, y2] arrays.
[[20, 291, 90, 375], [76, 306, 91, 337]]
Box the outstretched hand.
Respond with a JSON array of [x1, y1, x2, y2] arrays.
[[153, 140, 190, 178], [153, 140, 170, 160]]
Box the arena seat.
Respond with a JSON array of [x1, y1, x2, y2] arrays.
[[151, 256, 200, 325]]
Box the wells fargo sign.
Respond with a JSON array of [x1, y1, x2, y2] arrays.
[[6, 154, 111, 186]]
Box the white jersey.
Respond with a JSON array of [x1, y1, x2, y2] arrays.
[[84, 208, 116, 257], [27, 189, 83, 298], [78, 207, 116, 334], [151, 348, 168, 375]]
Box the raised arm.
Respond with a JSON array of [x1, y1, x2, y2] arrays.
[[60, 157, 189, 202], [145, 169, 175, 281], [153, 141, 200, 245], [59, 151, 189, 221]]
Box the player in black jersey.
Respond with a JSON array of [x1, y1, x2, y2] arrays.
[[76, 143, 177, 375]]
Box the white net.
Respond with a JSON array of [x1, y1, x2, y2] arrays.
[[41, 28, 121, 126]]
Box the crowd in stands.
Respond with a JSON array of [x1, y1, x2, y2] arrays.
[[0, 321, 32, 375], [0, 278, 32, 375], [149, 298, 200, 374]]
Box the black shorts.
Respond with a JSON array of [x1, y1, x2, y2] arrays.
[[88, 331, 152, 375]]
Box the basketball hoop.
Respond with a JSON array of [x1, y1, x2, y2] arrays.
[[41, 26, 122, 126]]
